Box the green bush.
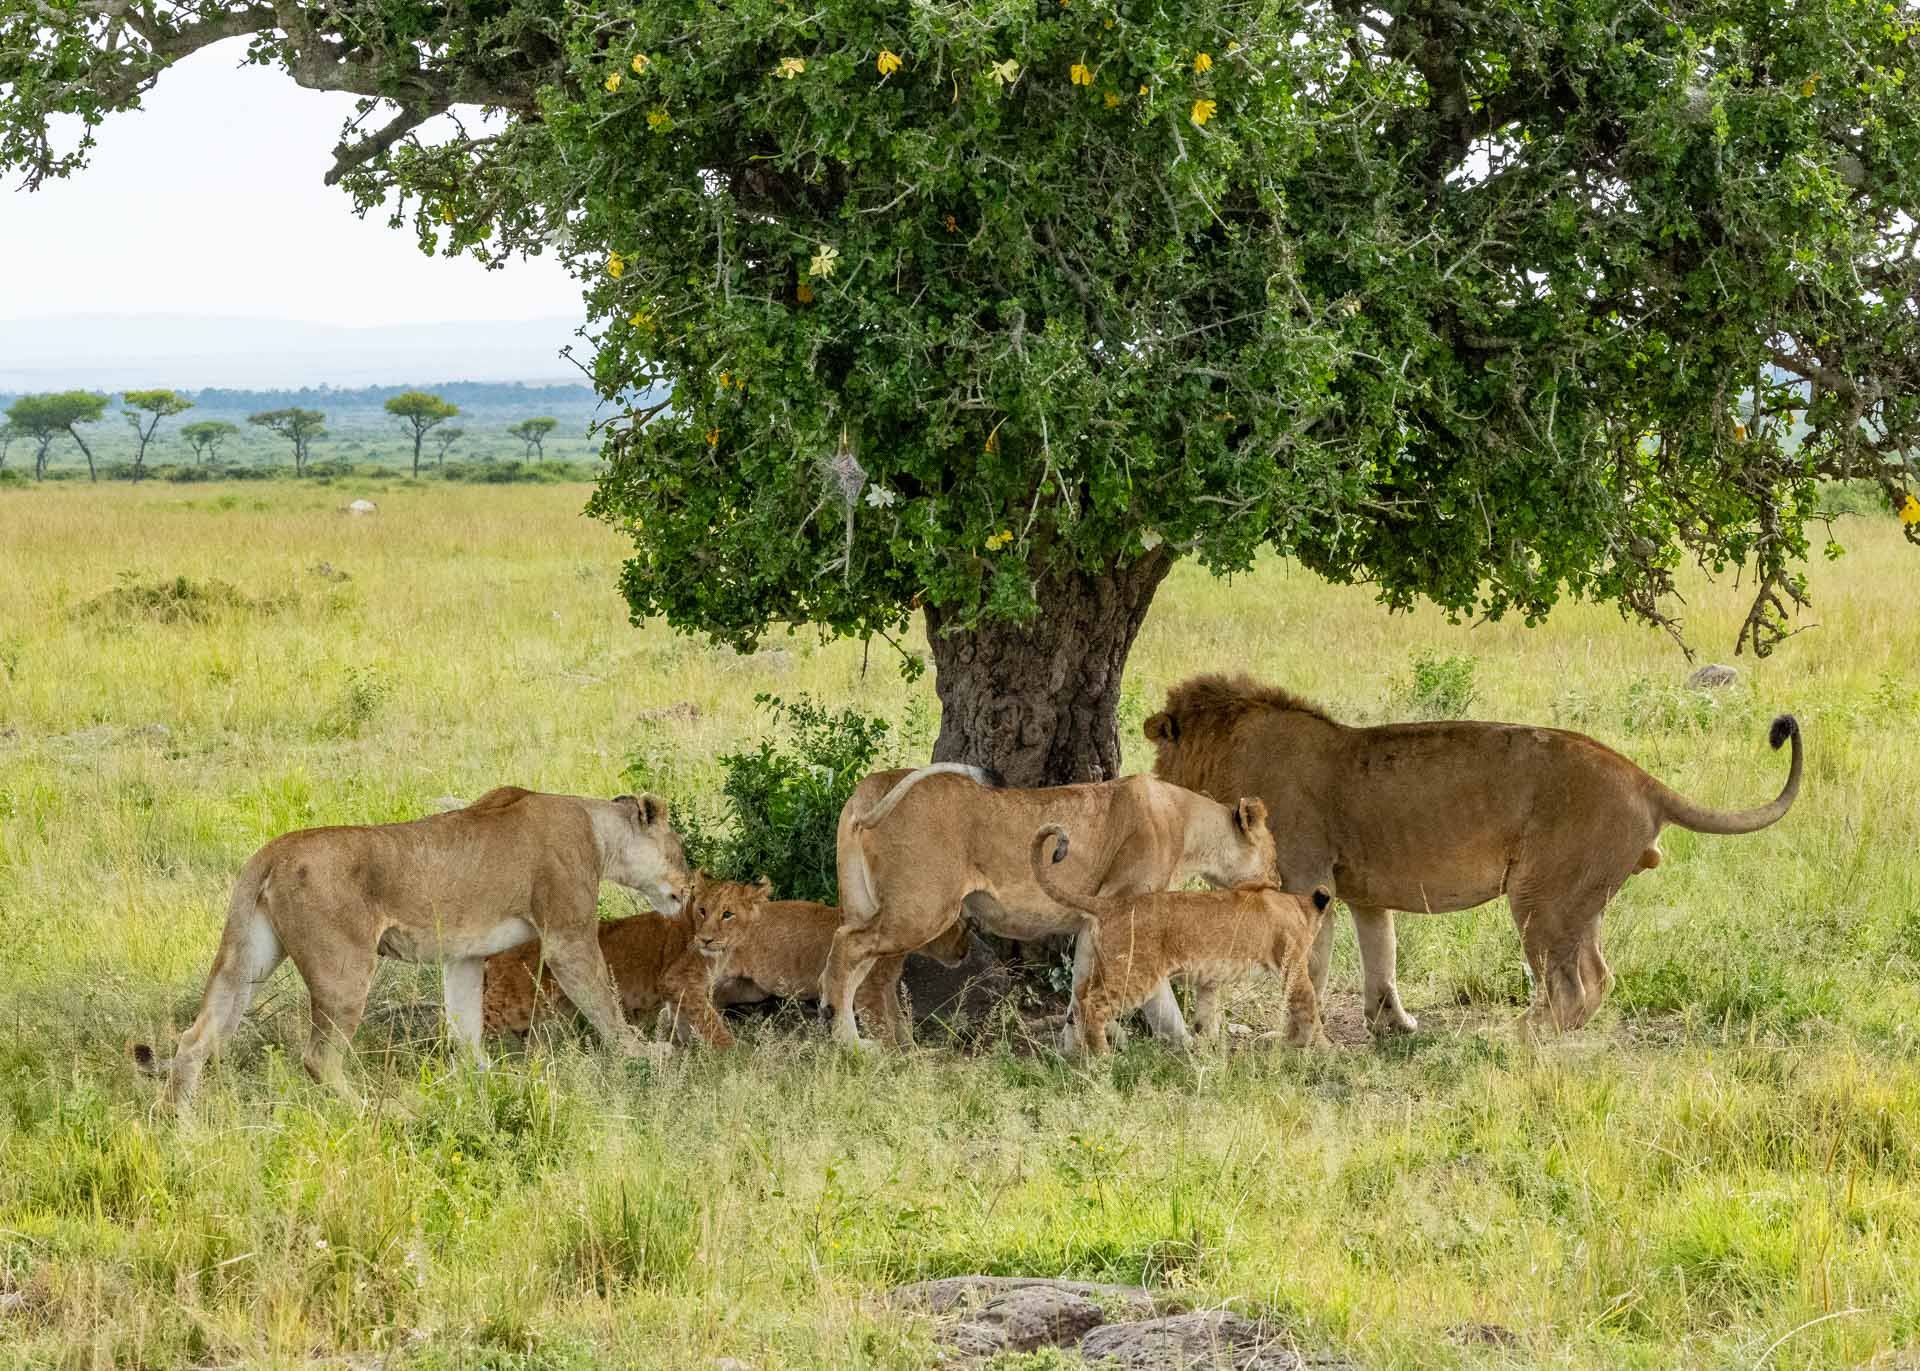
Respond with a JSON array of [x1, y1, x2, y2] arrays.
[[626, 691, 892, 903], [439, 460, 601, 485], [1395, 648, 1478, 719]]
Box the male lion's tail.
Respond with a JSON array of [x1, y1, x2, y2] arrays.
[[1028, 825, 1123, 921], [1656, 713, 1803, 836]]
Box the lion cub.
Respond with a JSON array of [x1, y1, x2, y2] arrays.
[[689, 896, 973, 1048], [1029, 824, 1333, 1056], [484, 877, 971, 1048], [482, 875, 770, 1044]]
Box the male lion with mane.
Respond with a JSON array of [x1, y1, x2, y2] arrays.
[[136, 787, 691, 1106], [1144, 675, 1802, 1036]]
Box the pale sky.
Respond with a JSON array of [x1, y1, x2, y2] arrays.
[[0, 39, 583, 326]]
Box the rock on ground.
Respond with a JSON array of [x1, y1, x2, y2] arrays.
[[887, 1277, 1354, 1369]]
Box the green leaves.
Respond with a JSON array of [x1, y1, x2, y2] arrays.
[[6, 0, 1918, 656]]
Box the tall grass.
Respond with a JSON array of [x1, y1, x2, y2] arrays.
[[2, 481, 1918, 1368]]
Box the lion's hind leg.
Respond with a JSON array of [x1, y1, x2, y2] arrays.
[[147, 907, 286, 1108], [1510, 879, 1618, 1038]]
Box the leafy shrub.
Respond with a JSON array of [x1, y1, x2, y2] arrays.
[[1395, 648, 1478, 719], [626, 691, 891, 903], [160, 463, 275, 483], [74, 573, 293, 625], [440, 460, 601, 485], [317, 667, 392, 739], [1619, 677, 1720, 735]]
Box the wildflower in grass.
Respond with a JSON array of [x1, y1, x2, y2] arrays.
[[1104, 90, 1121, 108], [877, 49, 902, 76], [705, 429, 720, 446], [631, 52, 651, 74], [606, 252, 625, 278], [604, 72, 622, 93], [1193, 51, 1212, 73], [646, 108, 671, 131], [776, 56, 806, 79], [865, 485, 898, 509], [1190, 98, 1216, 126], [809, 243, 840, 278], [1901, 494, 1920, 526], [985, 529, 1013, 551], [1071, 62, 1094, 86], [990, 58, 1020, 86]]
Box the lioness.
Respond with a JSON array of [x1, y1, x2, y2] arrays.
[[1029, 824, 1334, 1055], [1144, 675, 1803, 1036], [484, 877, 971, 1048], [135, 787, 691, 1105], [821, 763, 1278, 1049]]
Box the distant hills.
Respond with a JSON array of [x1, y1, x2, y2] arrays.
[[0, 314, 589, 390]]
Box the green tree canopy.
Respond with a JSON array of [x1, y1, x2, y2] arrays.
[[6, 391, 109, 481], [122, 388, 194, 478], [506, 416, 559, 462], [248, 408, 327, 476], [180, 419, 239, 465], [430, 425, 466, 465], [384, 390, 459, 477], [6, 0, 1918, 780]]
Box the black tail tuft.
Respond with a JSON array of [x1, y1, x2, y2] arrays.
[[131, 1043, 157, 1072], [1769, 714, 1799, 750], [1051, 834, 1070, 864], [980, 767, 1007, 789]]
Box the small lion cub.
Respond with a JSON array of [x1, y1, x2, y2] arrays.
[[483, 875, 773, 1046], [1029, 823, 1333, 1056], [681, 895, 974, 1048]]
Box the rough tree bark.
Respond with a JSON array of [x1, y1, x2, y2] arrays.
[[923, 549, 1173, 788]]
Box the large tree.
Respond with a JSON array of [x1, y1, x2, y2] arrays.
[[506, 417, 558, 462], [7, 1, 1919, 782], [6, 392, 108, 481], [122, 388, 194, 479], [385, 390, 459, 476], [180, 419, 239, 465], [248, 407, 326, 476]]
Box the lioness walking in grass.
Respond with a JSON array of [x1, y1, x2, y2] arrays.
[[1029, 822, 1332, 1055], [1145, 675, 1803, 1038], [135, 787, 691, 1106]]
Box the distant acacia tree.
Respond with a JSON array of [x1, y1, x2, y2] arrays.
[[430, 425, 465, 466], [385, 390, 459, 476], [121, 388, 194, 479], [507, 417, 557, 463], [0, 422, 15, 472], [249, 408, 326, 476], [180, 419, 239, 465], [6, 392, 108, 480]]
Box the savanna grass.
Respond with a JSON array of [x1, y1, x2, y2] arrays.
[[2, 481, 1918, 1369]]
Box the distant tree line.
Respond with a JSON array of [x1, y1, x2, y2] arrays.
[[2, 387, 568, 480]]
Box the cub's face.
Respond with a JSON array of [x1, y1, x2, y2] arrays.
[[687, 876, 773, 960]]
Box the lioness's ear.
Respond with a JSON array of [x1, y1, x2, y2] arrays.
[[1311, 886, 1333, 913], [1234, 797, 1266, 833], [1143, 711, 1178, 743], [753, 875, 773, 897], [639, 793, 667, 826]]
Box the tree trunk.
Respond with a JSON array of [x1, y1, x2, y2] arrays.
[[924, 550, 1172, 787], [412, 431, 423, 478], [68, 427, 96, 481]]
